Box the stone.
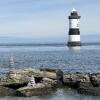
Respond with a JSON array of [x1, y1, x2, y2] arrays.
[[90, 73, 100, 87], [56, 69, 63, 85], [17, 83, 53, 97], [40, 68, 56, 73], [2, 68, 100, 97], [42, 78, 57, 87], [63, 72, 90, 88], [0, 68, 34, 85], [0, 86, 16, 96], [0, 68, 56, 86], [77, 82, 100, 96]]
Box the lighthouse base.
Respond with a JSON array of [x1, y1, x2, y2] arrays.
[[67, 41, 81, 47]]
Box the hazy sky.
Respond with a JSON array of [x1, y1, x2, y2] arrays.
[[0, 0, 100, 39]]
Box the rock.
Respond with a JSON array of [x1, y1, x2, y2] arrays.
[[0, 68, 34, 85], [2, 68, 100, 97], [3, 82, 28, 90], [77, 73, 100, 96], [0, 68, 56, 86], [42, 78, 57, 87], [0, 74, 29, 86], [77, 82, 100, 96], [90, 73, 100, 87], [17, 83, 54, 97], [63, 72, 90, 88], [41, 71, 56, 79], [0, 86, 16, 96], [40, 68, 56, 73], [56, 69, 63, 85]]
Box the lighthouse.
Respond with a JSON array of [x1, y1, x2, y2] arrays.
[[67, 8, 81, 46]]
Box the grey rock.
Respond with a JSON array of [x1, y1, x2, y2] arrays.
[[56, 69, 63, 85], [63, 72, 90, 88], [0, 86, 16, 96], [40, 68, 56, 73], [90, 73, 100, 87], [42, 78, 57, 87], [17, 83, 54, 97], [0, 68, 56, 86], [78, 82, 100, 96]]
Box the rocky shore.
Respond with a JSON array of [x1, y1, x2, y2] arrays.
[[0, 68, 100, 97]]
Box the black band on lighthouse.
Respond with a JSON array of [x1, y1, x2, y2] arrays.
[[69, 29, 80, 35], [67, 41, 81, 46], [69, 11, 81, 19]]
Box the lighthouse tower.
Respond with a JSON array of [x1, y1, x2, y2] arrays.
[[67, 8, 81, 46]]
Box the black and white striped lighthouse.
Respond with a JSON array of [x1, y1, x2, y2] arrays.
[[67, 8, 81, 46]]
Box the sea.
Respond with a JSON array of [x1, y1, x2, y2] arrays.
[[0, 43, 100, 100]]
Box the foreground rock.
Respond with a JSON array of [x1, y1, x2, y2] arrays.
[[77, 73, 100, 96], [0, 68, 34, 86], [0, 86, 17, 96], [1, 68, 100, 96], [63, 72, 90, 88], [63, 72, 100, 96], [0, 68, 56, 86], [0, 68, 57, 97], [17, 83, 55, 97], [90, 73, 100, 87], [78, 82, 100, 96]]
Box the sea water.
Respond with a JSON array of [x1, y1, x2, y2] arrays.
[[0, 45, 100, 100]]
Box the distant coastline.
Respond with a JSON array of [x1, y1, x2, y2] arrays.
[[0, 42, 100, 47], [0, 43, 66, 47]]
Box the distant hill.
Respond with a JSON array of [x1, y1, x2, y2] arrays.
[[0, 34, 100, 44], [0, 36, 66, 44]]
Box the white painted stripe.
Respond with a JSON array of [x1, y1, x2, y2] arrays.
[[68, 35, 80, 42], [69, 19, 80, 29]]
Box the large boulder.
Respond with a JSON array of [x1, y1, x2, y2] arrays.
[[0, 86, 16, 96], [40, 68, 56, 73], [63, 72, 90, 88], [0, 68, 56, 86], [16, 83, 54, 97], [0, 68, 34, 85], [42, 78, 57, 87], [77, 82, 100, 96], [90, 73, 100, 87], [77, 73, 100, 96], [56, 69, 63, 86]]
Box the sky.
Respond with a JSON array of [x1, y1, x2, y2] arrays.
[[0, 0, 100, 42]]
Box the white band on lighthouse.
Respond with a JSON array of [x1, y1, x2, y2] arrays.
[[69, 19, 80, 29], [68, 35, 80, 42]]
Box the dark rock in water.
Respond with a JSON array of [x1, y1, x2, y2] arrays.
[[77, 82, 100, 96], [90, 73, 100, 87], [0, 86, 16, 96], [63, 72, 90, 88], [56, 69, 63, 86], [40, 68, 56, 73]]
